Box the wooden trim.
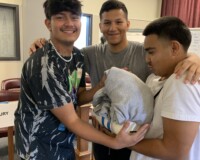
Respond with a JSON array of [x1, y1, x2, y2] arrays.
[[7, 126, 14, 160]]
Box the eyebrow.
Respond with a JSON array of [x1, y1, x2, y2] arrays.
[[145, 47, 155, 52], [103, 18, 124, 21]]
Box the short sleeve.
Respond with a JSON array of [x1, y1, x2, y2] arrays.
[[161, 74, 200, 122]]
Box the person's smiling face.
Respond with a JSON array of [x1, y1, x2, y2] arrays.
[[99, 9, 130, 46], [46, 11, 81, 46]]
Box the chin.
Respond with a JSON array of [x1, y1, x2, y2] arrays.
[[62, 40, 75, 46], [109, 40, 121, 45]]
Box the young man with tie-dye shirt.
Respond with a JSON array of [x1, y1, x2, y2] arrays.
[[14, 0, 149, 160]]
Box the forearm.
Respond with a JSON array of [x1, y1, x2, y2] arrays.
[[51, 103, 119, 148], [78, 82, 104, 105], [130, 139, 187, 160], [71, 117, 119, 149]]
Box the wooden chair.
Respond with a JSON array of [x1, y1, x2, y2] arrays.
[[0, 91, 19, 138], [1, 78, 21, 91], [0, 90, 19, 160], [0, 90, 20, 103], [0, 78, 20, 137], [0, 78, 20, 160]]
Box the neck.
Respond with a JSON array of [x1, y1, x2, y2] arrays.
[[50, 39, 73, 57], [108, 39, 129, 53], [166, 53, 187, 78]]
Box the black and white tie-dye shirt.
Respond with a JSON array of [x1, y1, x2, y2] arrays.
[[14, 42, 85, 160]]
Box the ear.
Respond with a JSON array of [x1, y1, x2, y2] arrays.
[[99, 22, 103, 33], [171, 40, 180, 56], [45, 19, 52, 31], [126, 20, 130, 31]]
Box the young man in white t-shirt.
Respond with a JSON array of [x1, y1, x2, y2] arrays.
[[130, 16, 200, 160]]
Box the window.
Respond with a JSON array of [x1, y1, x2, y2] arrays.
[[74, 14, 92, 49]]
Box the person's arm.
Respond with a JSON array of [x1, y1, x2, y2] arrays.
[[77, 74, 106, 105], [130, 118, 199, 160], [51, 102, 149, 149], [174, 53, 200, 84], [77, 84, 103, 105]]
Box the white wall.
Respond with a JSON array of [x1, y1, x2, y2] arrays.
[[82, 0, 161, 20], [22, 0, 47, 61], [0, 0, 23, 83]]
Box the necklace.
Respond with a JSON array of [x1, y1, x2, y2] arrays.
[[49, 40, 73, 63]]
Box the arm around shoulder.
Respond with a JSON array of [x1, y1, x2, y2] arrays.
[[174, 53, 200, 84]]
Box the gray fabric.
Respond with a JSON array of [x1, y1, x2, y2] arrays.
[[93, 67, 154, 125], [82, 41, 151, 87], [92, 88, 111, 119]]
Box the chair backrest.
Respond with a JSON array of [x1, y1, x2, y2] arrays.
[[1, 78, 21, 91], [0, 90, 20, 102]]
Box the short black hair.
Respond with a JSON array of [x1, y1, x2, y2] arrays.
[[143, 16, 191, 51], [99, 0, 128, 19], [43, 0, 82, 19]]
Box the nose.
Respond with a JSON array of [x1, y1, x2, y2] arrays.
[[145, 54, 150, 63], [109, 22, 117, 31], [63, 17, 74, 26]]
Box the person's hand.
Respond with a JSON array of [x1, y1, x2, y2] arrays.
[[98, 73, 107, 88], [29, 38, 47, 54], [174, 53, 200, 84], [122, 67, 129, 71], [114, 122, 149, 149]]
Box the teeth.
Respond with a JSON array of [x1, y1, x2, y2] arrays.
[[63, 31, 74, 33]]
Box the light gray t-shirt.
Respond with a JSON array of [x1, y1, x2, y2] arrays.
[[82, 41, 151, 86]]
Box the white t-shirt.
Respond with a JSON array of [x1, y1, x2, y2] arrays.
[[145, 74, 165, 96], [130, 73, 200, 160]]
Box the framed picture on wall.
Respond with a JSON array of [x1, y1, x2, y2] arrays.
[[0, 3, 20, 61]]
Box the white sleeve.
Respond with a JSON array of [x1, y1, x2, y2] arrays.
[[161, 74, 200, 122]]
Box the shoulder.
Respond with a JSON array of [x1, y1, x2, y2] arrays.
[[81, 43, 107, 55], [164, 73, 200, 97], [161, 73, 200, 121], [163, 74, 185, 93], [73, 46, 82, 54], [128, 41, 145, 54], [24, 45, 47, 68], [73, 46, 84, 58], [165, 74, 188, 89], [128, 41, 144, 48], [163, 73, 200, 102]]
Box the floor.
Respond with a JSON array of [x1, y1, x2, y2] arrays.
[[0, 137, 20, 160]]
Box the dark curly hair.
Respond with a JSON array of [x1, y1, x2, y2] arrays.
[[99, 0, 128, 19], [143, 16, 191, 51], [43, 0, 82, 19]]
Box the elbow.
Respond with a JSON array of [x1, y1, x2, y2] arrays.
[[174, 151, 190, 160], [163, 148, 190, 160], [165, 154, 188, 160]]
